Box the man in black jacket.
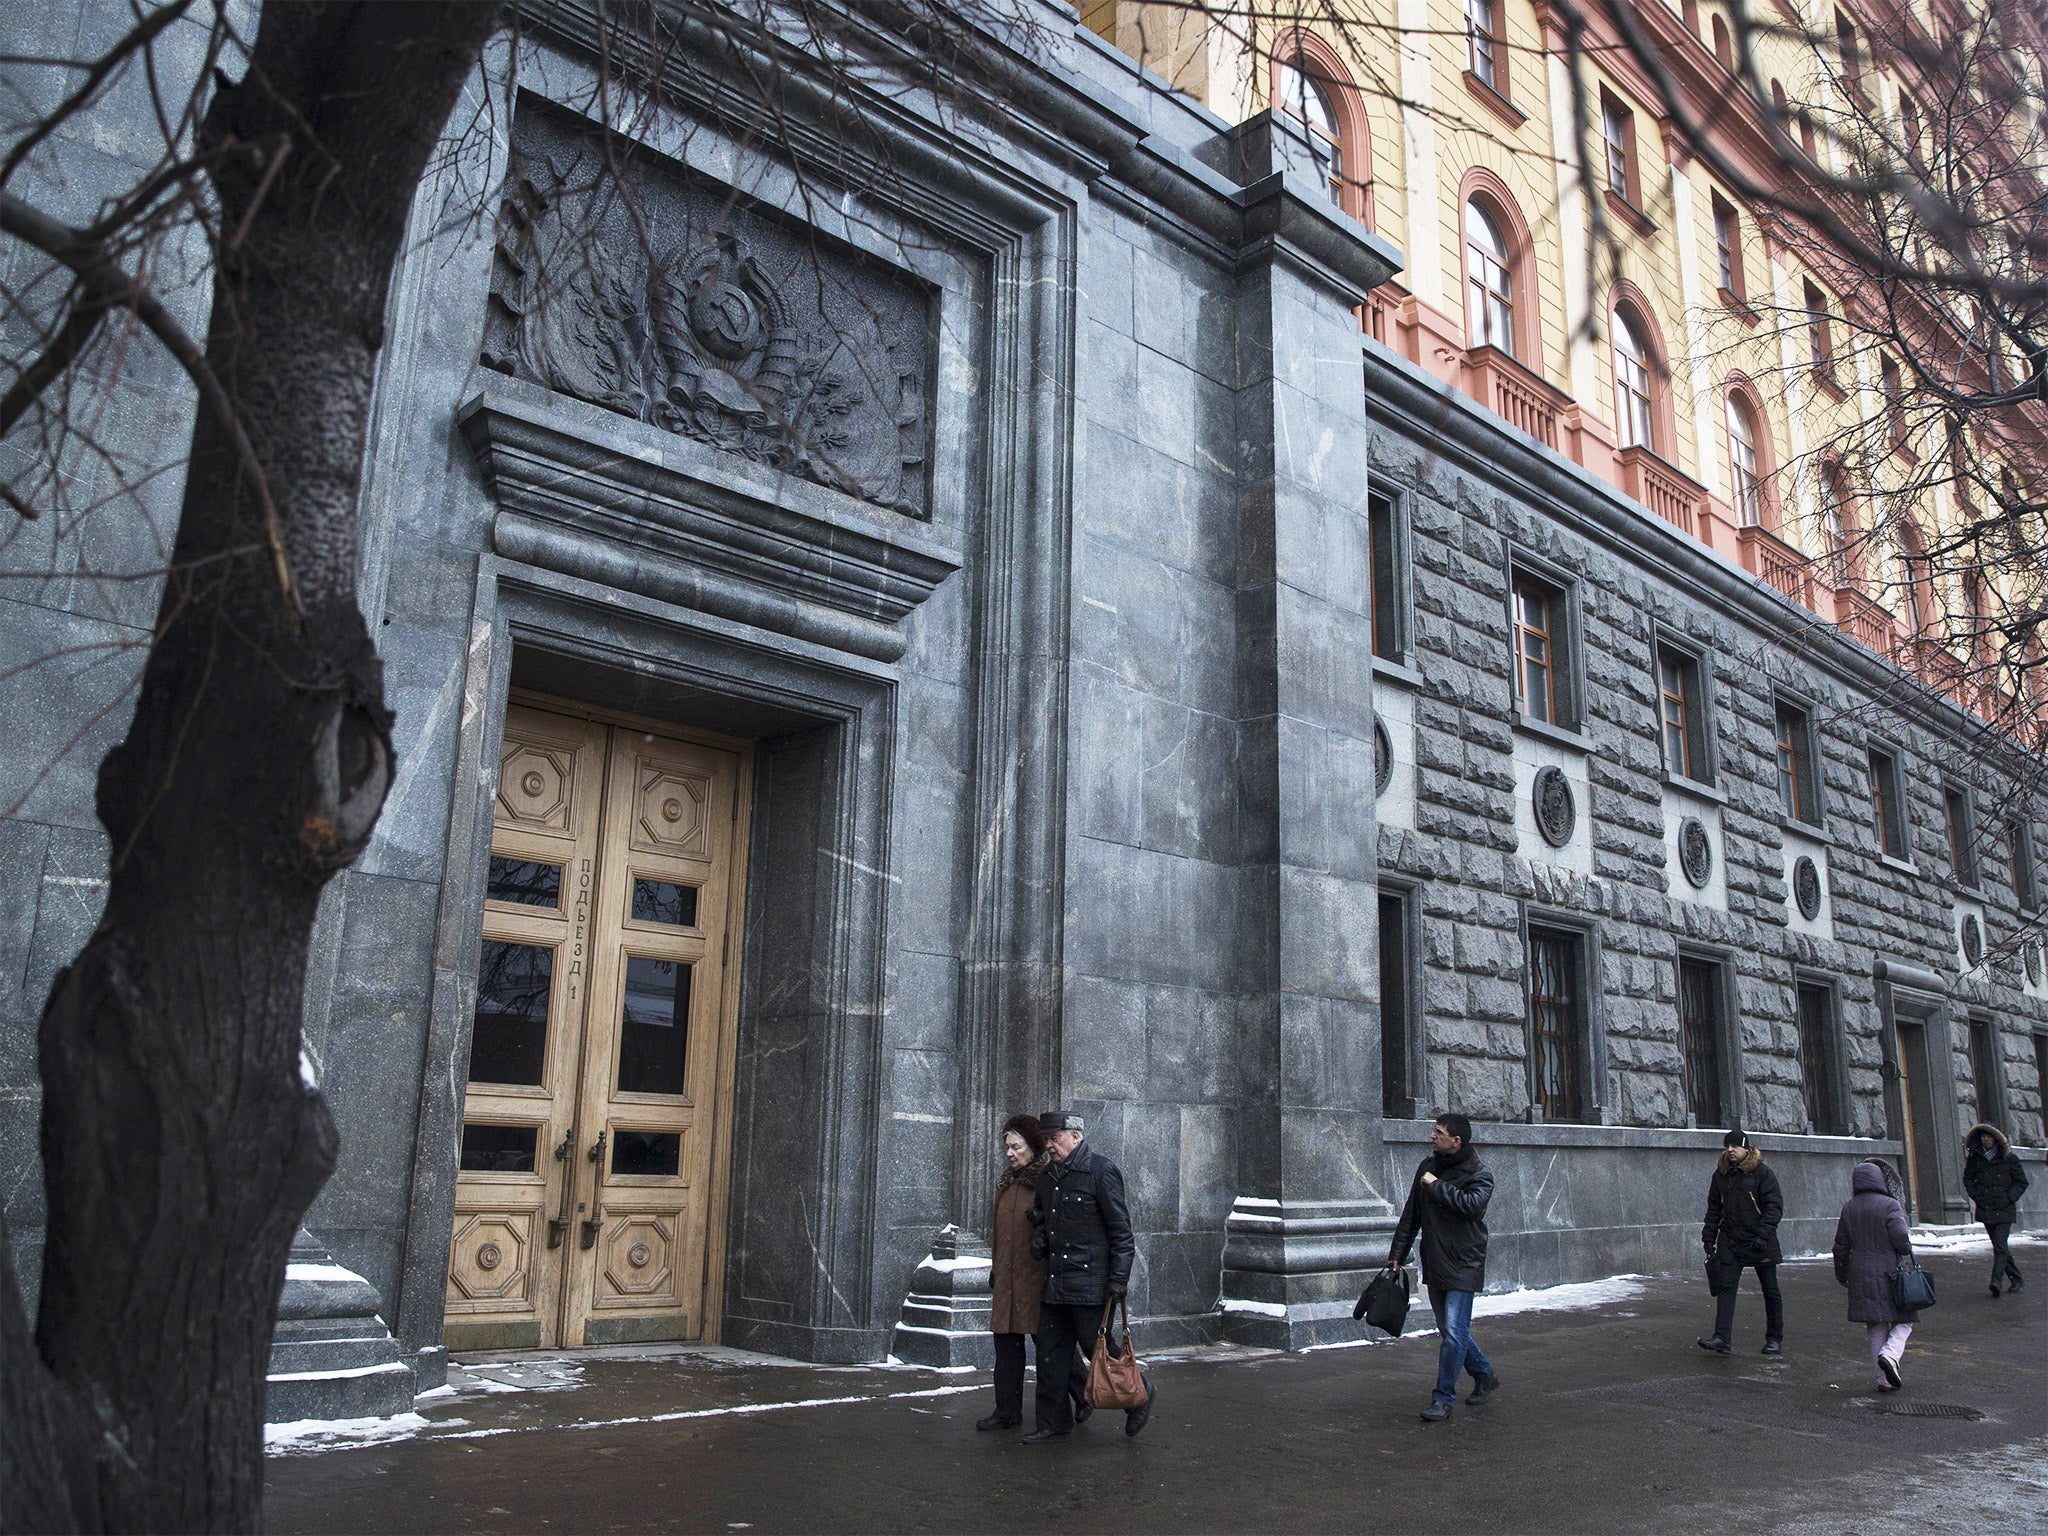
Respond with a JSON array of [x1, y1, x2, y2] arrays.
[[1387, 1113, 1497, 1422], [1024, 1111, 1155, 1443], [1964, 1122, 2029, 1296], [1697, 1128, 1785, 1355]]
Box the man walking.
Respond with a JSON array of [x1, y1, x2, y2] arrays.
[[1024, 1111, 1155, 1443], [1963, 1122, 2028, 1296], [1387, 1113, 1497, 1422], [1697, 1128, 1785, 1355]]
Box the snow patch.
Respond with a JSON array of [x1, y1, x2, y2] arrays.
[[299, 1049, 319, 1090], [1220, 1298, 1288, 1317], [265, 1412, 435, 1455], [431, 1382, 986, 1442], [915, 1255, 990, 1274], [1472, 1273, 1647, 1318], [267, 1362, 411, 1384], [284, 1262, 368, 1286]]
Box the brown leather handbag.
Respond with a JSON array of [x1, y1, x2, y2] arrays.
[[1085, 1296, 1149, 1409]]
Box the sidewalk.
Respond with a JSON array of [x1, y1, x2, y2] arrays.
[[265, 1237, 2047, 1534]]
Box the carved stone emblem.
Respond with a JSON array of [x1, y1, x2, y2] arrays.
[[1533, 766, 1575, 848], [1960, 912, 1985, 968], [2026, 939, 2042, 986], [1373, 715, 1393, 799], [1679, 817, 1713, 889], [481, 106, 931, 517], [1792, 855, 1823, 920]]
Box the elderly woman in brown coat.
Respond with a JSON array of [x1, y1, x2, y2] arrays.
[[1832, 1159, 1920, 1391], [979, 1115, 1084, 1431]]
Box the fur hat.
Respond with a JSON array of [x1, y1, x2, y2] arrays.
[[1039, 1110, 1085, 1133]]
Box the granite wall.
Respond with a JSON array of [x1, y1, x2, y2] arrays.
[[4, 0, 2045, 1418]]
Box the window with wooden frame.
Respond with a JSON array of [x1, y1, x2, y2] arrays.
[[1613, 308, 1655, 451], [1711, 13, 1733, 67], [1528, 926, 1590, 1123], [1677, 956, 1728, 1128], [1367, 489, 1407, 663], [1464, 197, 1517, 357], [1656, 643, 1710, 782], [1835, 10, 1863, 95], [1726, 391, 1767, 526], [1796, 981, 1846, 1134], [1775, 698, 1821, 825], [1819, 467, 1854, 585], [2011, 820, 2039, 912], [1512, 568, 1573, 728], [1379, 889, 1418, 1117], [1900, 93, 1922, 160], [1945, 783, 1980, 888], [1804, 280, 1836, 379], [1968, 1014, 2001, 1122], [1274, 58, 1347, 211], [1465, 0, 1505, 95], [1868, 746, 1908, 860], [1880, 356, 1907, 444], [1600, 90, 1640, 208], [1711, 193, 1745, 304], [1896, 519, 1931, 635]]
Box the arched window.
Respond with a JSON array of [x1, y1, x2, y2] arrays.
[[1612, 308, 1655, 451], [1711, 14, 1733, 67], [1275, 59, 1345, 209], [1819, 466, 1855, 583], [1465, 199, 1516, 357], [1896, 518, 1931, 635], [1726, 392, 1766, 526]]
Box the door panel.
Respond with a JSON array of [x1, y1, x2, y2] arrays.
[[448, 705, 744, 1351], [446, 706, 606, 1350], [562, 731, 737, 1347]]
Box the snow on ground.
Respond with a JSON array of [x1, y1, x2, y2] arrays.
[[265, 1413, 440, 1456], [1302, 1273, 1649, 1351]]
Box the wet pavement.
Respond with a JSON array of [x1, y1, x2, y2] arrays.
[[265, 1238, 2047, 1533]]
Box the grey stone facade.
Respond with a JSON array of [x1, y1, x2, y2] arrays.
[[3, 1, 2044, 1418]]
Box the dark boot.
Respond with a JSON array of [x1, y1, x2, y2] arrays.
[[1124, 1378, 1157, 1438], [976, 1412, 1018, 1431], [1466, 1372, 1501, 1403], [1021, 1427, 1070, 1444], [1696, 1335, 1731, 1354]]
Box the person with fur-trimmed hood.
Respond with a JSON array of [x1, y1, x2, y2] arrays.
[[1697, 1128, 1785, 1356], [1963, 1122, 2028, 1297]]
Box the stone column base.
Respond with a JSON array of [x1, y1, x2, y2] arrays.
[[888, 1224, 995, 1368], [1219, 1197, 1400, 1350], [267, 1229, 417, 1423]]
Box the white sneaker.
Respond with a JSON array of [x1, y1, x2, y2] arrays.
[[1879, 1352, 1902, 1389]]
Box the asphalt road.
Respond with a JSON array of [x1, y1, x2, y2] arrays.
[[265, 1242, 2047, 1534]]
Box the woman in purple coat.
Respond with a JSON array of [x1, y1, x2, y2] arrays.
[[1832, 1160, 1919, 1390]]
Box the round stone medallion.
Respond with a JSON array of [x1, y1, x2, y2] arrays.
[[627, 1241, 654, 1269], [1961, 913, 1985, 968], [1792, 855, 1823, 920], [2025, 939, 2042, 986], [1373, 715, 1393, 799], [476, 1242, 502, 1272], [662, 797, 684, 823], [1533, 766, 1575, 848], [521, 771, 545, 797], [1679, 817, 1713, 889]]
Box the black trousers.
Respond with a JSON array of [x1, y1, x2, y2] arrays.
[[992, 1331, 1088, 1425], [1713, 1260, 1784, 1343], [1985, 1222, 2024, 1286], [1033, 1302, 1113, 1433]]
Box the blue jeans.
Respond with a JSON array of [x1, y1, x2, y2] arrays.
[[1429, 1286, 1493, 1406]]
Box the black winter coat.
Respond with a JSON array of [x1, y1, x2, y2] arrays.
[[1703, 1147, 1784, 1274], [1030, 1139, 1135, 1307], [1963, 1122, 2029, 1226], [1389, 1147, 1493, 1292]]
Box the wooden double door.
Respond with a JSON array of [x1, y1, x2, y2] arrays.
[[445, 702, 749, 1350]]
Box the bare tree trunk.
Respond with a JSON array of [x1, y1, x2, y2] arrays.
[[1, 6, 496, 1530]]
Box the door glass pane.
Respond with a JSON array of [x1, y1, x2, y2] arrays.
[[618, 956, 692, 1096], [612, 1130, 683, 1177], [631, 878, 699, 928], [471, 940, 553, 1085], [460, 1123, 540, 1173], [488, 856, 562, 908]]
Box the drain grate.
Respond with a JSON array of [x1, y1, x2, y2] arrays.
[[1871, 1401, 1984, 1420]]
